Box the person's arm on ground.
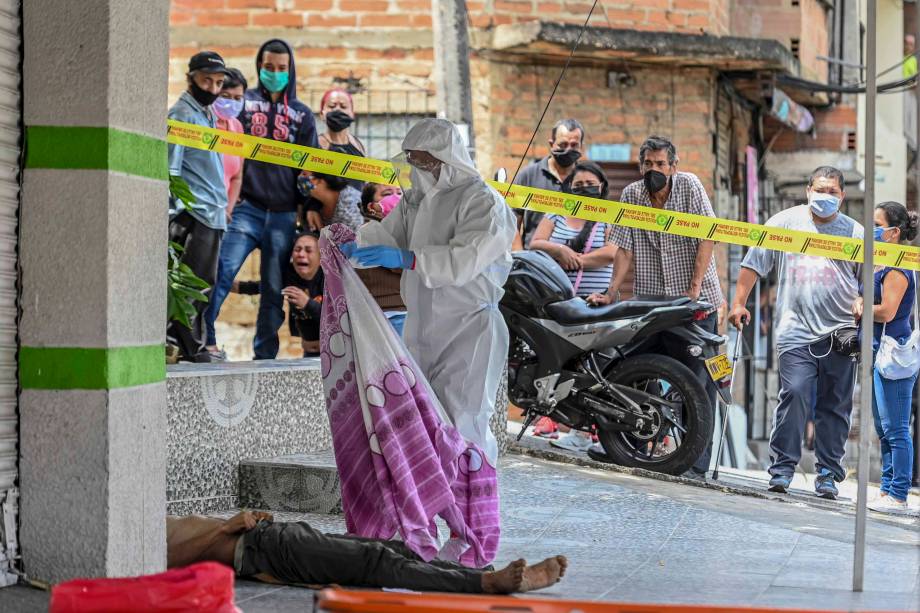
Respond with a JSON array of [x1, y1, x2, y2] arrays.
[[853, 269, 909, 322], [529, 217, 581, 271]]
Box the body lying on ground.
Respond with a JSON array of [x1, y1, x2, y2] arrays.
[[166, 511, 566, 594]]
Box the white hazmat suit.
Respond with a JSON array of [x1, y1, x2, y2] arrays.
[[356, 119, 517, 464]]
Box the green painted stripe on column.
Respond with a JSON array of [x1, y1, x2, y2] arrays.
[[25, 126, 167, 180], [20, 345, 166, 390]]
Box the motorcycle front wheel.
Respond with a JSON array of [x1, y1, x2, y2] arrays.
[[595, 354, 714, 476]]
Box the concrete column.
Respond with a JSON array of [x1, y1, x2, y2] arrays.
[[431, 0, 476, 154], [19, 0, 170, 582]]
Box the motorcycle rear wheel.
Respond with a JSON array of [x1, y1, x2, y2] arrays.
[[596, 354, 714, 476]]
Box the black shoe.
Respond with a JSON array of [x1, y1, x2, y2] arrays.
[[189, 351, 222, 363], [681, 469, 707, 482], [587, 447, 614, 463]]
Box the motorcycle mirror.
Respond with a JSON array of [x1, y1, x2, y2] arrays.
[[494, 167, 508, 183]]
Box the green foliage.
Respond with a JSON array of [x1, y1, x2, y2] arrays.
[[167, 176, 210, 329], [169, 175, 195, 212]]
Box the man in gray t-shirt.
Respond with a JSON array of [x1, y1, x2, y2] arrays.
[[728, 166, 860, 500]]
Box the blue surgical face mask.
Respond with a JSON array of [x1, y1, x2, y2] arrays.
[[808, 191, 841, 219], [213, 96, 244, 120], [259, 68, 289, 93], [874, 226, 894, 242]]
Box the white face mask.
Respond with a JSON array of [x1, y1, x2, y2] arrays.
[[410, 166, 438, 194]]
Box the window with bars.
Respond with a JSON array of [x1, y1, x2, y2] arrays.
[[305, 89, 437, 160]]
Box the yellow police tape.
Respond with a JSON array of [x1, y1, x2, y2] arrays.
[[167, 119, 920, 271]]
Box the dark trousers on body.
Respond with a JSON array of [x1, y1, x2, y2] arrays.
[[237, 521, 483, 593], [660, 311, 719, 475], [769, 338, 856, 481], [167, 212, 222, 360]]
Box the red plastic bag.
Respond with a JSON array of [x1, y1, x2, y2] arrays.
[[49, 561, 240, 613]]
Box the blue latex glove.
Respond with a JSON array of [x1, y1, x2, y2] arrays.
[[352, 245, 415, 269], [339, 241, 357, 258]]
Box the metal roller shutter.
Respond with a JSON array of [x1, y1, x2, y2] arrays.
[[0, 0, 20, 587]]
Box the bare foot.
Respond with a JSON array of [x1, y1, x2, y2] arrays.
[[520, 555, 567, 592], [481, 559, 525, 594]]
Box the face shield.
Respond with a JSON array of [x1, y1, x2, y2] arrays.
[[388, 152, 415, 194], [391, 150, 444, 194]]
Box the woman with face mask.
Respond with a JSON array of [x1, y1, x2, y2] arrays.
[[529, 161, 618, 299], [528, 161, 618, 448], [852, 201, 920, 515], [212, 68, 247, 221], [319, 89, 366, 190]]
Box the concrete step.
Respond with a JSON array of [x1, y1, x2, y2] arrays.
[[239, 450, 343, 515]]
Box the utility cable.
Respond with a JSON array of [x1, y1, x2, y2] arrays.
[[777, 72, 916, 94], [503, 0, 599, 197]]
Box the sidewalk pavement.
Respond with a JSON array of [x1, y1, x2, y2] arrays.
[[2, 442, 917, 612]]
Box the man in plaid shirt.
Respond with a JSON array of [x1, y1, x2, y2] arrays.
[[587, 135, 723, 479]]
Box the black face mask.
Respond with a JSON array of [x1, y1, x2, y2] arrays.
[[190, 80, 219, 107], [551, 148, 581, 168], [325, 110, 355, 132], [644, 170, 669, 194], [572, 185, 602, 198]]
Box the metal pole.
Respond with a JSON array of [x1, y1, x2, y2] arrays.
[[913, 0, 920, 490], [853, 0, 877, 593]]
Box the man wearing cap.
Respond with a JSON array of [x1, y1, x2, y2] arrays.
[[167, 51, 232, 363]]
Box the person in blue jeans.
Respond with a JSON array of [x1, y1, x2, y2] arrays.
[[729, 166, 862, 499], [854, 201, 918, 514], [205, 39, 318, 360]]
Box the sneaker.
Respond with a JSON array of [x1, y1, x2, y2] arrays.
[[868, 496, 910, 514], [532, 416, 558, 438], [814, 469, 839, 500], [587, 445, 614, 463], [550, 430, 593, 453], [768, 474, 792, 493], [682, 469, 707, 481]]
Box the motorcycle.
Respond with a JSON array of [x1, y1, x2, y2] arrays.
[[501, 250, 732, 476]]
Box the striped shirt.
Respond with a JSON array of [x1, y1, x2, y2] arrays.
[[546, 215, 614, 297]]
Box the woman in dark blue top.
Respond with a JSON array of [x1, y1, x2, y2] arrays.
[[853, 201, 919, 514]]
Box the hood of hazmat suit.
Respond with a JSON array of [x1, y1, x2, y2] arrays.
[[356, 118, 517, 464]]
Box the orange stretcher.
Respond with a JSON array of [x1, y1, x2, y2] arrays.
[[315, 588, 886, 613]]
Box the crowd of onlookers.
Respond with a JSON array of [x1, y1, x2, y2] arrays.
[[167, 42, 405, 363], [168, 41, 916, 513]]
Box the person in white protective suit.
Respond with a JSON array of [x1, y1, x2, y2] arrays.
[[344, 118, 517, 464]]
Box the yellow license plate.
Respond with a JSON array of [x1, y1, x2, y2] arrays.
[[705, 354, 732, 381]]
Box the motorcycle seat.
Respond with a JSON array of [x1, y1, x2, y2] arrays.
[[544, 296, 693, 325]]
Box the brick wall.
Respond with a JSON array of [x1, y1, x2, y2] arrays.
[[473, 0, 731, 35], [170, 0, 437, 105], [730, 0, 829, 82], [477, 61, 718, 194], [768, 104, 857, 153]]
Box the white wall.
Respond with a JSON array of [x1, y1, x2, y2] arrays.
[[858, 0, 907, 205]]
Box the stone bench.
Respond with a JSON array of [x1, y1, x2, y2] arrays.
[[166, 360, 509, 515]]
